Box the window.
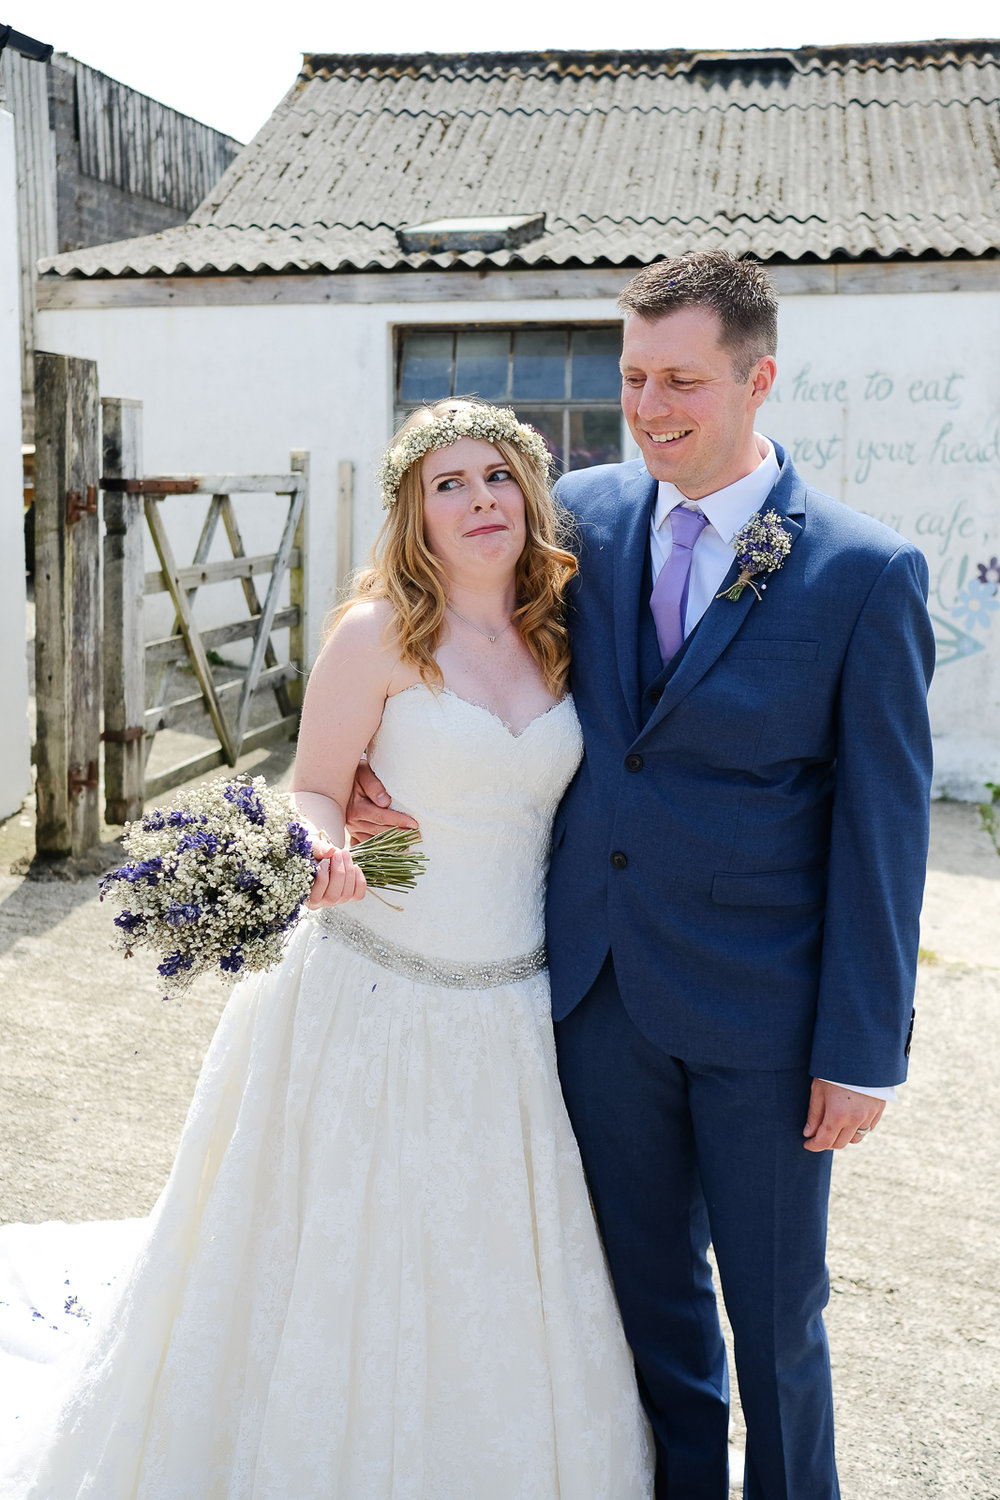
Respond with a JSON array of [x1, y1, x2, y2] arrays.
[[395, 325, 624, 472]]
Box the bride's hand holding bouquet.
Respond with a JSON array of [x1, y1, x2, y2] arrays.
[[303, 838, 366, 908]]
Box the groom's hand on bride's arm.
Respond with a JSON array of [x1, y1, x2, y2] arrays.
[[345, 760, 419, 843], [802, 1080, 886, 1152]]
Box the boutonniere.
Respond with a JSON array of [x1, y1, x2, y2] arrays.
[[717, 509, 792, 602]]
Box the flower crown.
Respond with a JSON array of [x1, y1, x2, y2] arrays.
[[377, 403, 552, 508]]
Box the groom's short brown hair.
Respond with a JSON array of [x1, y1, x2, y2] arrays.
[[617, 251, 778, 381]]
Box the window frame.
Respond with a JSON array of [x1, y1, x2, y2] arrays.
[[392, 320, 626, 474]]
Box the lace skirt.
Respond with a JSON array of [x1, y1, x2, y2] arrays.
[[2, 917, 652, 1500]]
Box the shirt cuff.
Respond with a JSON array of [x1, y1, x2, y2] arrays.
[[818, 1080, 898, 1103]]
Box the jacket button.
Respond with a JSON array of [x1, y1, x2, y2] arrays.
[[625, 754, 643, 772], [610, 851, 628, 870]]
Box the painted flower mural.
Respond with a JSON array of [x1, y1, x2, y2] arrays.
[[951, 578, 999, 631]]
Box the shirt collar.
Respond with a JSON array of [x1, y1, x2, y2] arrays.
[[653, 435, 779, 544]]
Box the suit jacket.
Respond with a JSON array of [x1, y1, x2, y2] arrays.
[[546, 442, 935, 1082]]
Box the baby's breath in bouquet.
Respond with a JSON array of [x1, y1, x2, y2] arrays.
[[100, 775, 424, 994]]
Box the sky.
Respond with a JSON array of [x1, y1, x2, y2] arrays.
[[14, 0, 1000, 142]]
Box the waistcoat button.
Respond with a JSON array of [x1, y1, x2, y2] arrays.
[[610, 851, 628, 870]]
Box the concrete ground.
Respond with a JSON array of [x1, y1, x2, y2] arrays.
[[0, 762, 998, 1497]]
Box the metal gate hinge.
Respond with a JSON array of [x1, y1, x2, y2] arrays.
[[68, 759, 99, 797], [66, 486, 98, 524], [101, 726, 144, 744], [100, 478, 199, 495]]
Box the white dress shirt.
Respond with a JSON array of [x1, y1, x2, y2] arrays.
[[649, 435, 896, 1106]]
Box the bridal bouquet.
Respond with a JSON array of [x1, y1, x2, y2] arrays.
[[100, 774, 424, 995]]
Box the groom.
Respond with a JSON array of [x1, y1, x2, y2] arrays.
[[351, 251, 934, 1497], [546, 251, 934, 1498]]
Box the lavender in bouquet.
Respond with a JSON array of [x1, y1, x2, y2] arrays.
[[100, 774, 424, 994]]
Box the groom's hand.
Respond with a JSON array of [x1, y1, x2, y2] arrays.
[[345, 759, 419, 843], [802, 1080, 886, 1151]]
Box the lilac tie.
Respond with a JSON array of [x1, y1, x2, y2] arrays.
[[650, 506, 709, 664]]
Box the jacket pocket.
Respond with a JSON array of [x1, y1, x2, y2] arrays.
[[711, 867, 827, 907], [725, 639, 819, 661]]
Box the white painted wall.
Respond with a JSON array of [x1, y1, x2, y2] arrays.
[[36, 279, 1000, 798], [34, 293, 628, 651], [0, 106, 32, 819], [768, 292, 1000, 798]]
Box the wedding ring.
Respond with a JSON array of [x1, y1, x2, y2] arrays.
[[855, 1126, 871, 1134]]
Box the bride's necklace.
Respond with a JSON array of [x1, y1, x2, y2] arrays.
[[445, 601, 513, 645]]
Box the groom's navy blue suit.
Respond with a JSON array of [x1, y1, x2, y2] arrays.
[[547, 442, 934, 1498]]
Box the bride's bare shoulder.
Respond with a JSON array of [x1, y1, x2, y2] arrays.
[[310, 599, 425, 700], [324, 597, 406, 656]]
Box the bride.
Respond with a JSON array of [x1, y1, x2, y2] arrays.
[[1, 400, 653, 1498]]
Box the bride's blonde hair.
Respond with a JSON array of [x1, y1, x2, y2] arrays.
[[335, 400, 577, 695]]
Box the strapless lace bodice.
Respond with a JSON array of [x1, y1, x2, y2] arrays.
[[346, 685, 582, 963]]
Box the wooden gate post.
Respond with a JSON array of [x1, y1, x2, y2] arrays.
[[288, 448, 309, 709], [101, 397, 145, 824], [336, 459, 353, 601], [33, 352, 102, 856]]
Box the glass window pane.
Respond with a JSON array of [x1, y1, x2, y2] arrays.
[[512, 329, 568, 399], [568, 409, 622, 471], [571, 328, 622, 399], [454, 331, 510, 400], [514, 407, 565, 474], [399, 331, 454, 402]]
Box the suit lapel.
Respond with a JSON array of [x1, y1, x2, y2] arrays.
[[641, 444, 807, 729], [611, 468, 659, 735]]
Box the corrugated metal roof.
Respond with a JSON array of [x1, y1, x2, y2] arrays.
[[40, 40, 1000, 278]]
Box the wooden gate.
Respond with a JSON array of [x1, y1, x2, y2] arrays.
[[101, 397, 309, 821], [32, 365, 311, 853]]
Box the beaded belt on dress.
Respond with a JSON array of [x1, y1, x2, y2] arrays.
[[316, 908, 547, 989]]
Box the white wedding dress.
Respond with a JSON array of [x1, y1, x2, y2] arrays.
[[0, 686, 653, 1499]]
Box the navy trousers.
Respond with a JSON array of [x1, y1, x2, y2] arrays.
[[554, 957, 839, 1500]]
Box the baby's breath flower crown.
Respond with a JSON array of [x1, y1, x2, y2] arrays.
[[377, 403, 552, 509]]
